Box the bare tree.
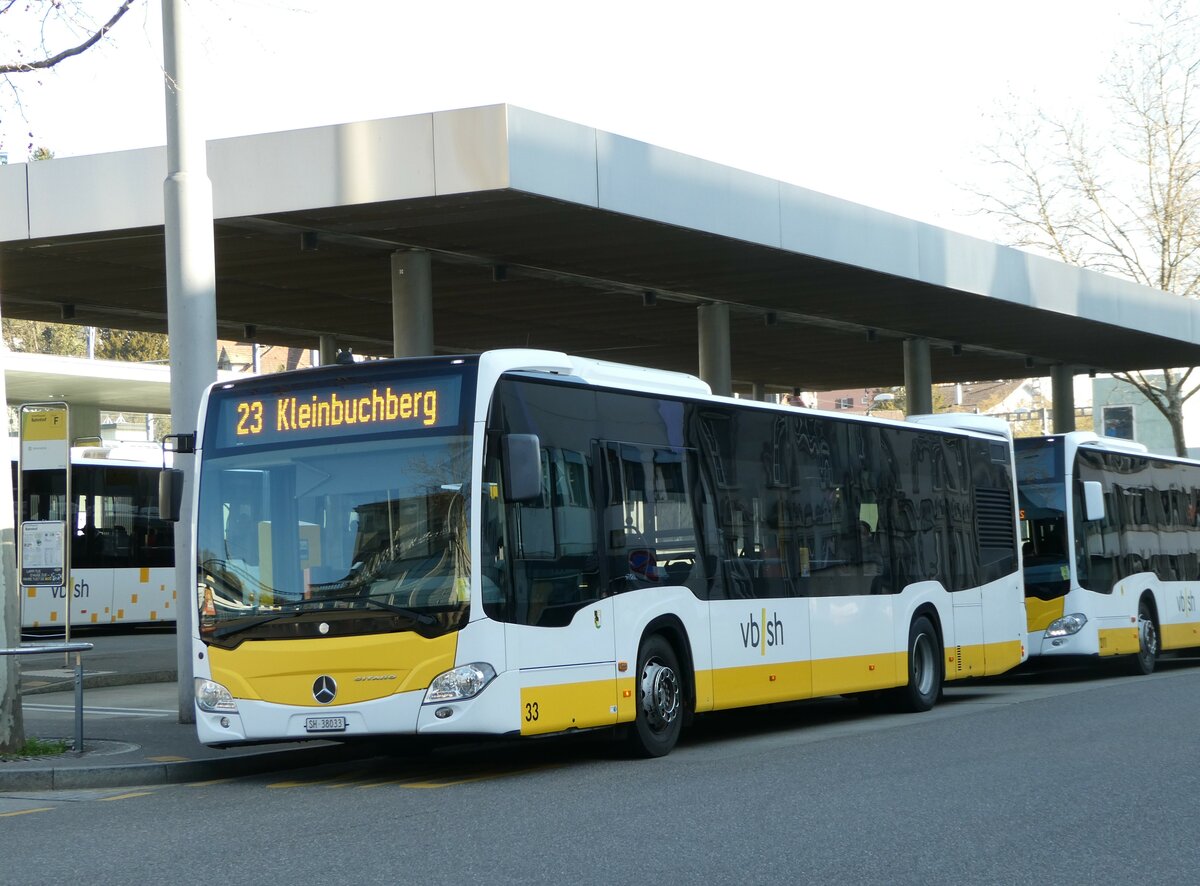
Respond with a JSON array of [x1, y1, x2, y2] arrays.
[[0, 1, 138, 75], [980, 1, 1200, 456], [1, 1, 140, 154]]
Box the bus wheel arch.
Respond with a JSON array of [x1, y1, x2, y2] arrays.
[[626, 619, 691, 757], [1131, 592, 1160, 676], [890, 608, 943, 713]]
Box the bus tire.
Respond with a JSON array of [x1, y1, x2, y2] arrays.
[[627, 634, 684, 758], [891, 616, 942, 713], [1130, 599, 1159, 676]]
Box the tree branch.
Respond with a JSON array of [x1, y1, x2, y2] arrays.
[[0, 1, 135, 75]]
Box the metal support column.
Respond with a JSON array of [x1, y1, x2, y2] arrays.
[[698, 303, 732, 397], [163, 0, 218, 723], [903, 338, 933, 415], [392, 250, 434, 357], [318, 334, 338, 366], [1051, 364, 1077, 434]]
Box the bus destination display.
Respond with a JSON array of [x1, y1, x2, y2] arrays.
[[215, 375, 462, 448]]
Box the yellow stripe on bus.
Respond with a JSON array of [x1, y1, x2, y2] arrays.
[[710, 660, 814, 710], [519, 681, 617, 735], [982, 639, 1025, 676], [1098, 627, 1139, 656], [1162, 622, 1200, 650]]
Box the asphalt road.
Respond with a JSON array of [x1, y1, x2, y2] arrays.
[[3, 655, 1199, 886]]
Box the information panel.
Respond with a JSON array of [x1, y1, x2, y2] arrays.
[[20, 403, 69, 470], [21, 520, 65, 587], [18, 402, 71, 594], [213, 375, 463, 449]]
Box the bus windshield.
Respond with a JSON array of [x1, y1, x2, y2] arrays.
[[1015, 437, 1070, 599], [196, 434, 473, 646]]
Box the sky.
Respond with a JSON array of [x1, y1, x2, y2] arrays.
[[0, 0, 1163, 242]]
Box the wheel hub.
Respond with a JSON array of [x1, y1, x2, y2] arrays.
[[639, 659, 680, 732]]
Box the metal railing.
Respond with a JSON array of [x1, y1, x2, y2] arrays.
[[0, 643, 94, 755]]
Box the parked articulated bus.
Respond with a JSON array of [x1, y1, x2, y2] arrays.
[[172, 350, 1027, 755], [18, 444, 176, 631], [1016, 432, 1200, 673]]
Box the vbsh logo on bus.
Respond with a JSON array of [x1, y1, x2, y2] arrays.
[[741, 609, 785, 654]]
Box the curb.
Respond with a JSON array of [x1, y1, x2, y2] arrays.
[[0, 740, 386, 792], [20, 670, 178, 696]]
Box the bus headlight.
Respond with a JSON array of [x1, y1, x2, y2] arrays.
[[195, 678, 238, 713], [424, 663, 496, 704], [1044, 613, 1088, 638]]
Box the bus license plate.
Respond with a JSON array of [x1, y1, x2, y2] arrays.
[[305, 716, 347, 733]]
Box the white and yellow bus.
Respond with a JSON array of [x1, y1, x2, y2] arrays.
[[174, 350, 1026, 755], [18, 444, 177, 631], [1017, 432, 1200, 674]]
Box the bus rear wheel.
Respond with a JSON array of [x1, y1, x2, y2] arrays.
[[1130, 600, 1159, 676], [890, 616, 942, 713], [627, 635, 683, 758]]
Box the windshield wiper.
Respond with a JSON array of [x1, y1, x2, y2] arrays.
[[209, 598, 325, 640], [211, 612, 291, 640], [360, 596, 437, 625]]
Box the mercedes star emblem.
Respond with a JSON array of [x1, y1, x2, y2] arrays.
[[312, 675, 337, 705]]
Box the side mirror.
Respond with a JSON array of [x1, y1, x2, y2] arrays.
[[159, 468, 184, 522], [502, 434, 542, 503], [1082, 480, 1105, 522]]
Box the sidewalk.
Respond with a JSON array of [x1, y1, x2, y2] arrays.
[[2, 631, 380, 791]]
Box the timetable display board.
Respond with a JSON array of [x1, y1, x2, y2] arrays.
[[212, 375, 463, 449], [18, 402, 70, 591]]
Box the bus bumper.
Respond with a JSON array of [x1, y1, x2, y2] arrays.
[[196, 689, 428, 745], [1029, 626, 1101, 658]]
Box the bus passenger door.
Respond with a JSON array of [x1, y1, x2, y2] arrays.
[[505, 445, 617, 736]]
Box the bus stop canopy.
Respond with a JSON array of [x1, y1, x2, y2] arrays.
[[2, 104, 1199, 391]]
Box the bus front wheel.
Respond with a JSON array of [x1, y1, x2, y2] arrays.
[[891, 616, 942, 713], [1130, 599, 1159, 676], [627, 635, 683, 758]]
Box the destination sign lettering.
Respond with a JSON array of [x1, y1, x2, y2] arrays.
[[214, 375, 462, 448]]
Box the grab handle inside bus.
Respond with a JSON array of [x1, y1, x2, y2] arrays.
[[503, 433, 542, 502], [159, 468, 184, 522], [1082, 480, 1105, 521]]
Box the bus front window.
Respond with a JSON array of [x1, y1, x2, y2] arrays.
[[196, 434, 472, 646], [1019, 481, 1071, 599]]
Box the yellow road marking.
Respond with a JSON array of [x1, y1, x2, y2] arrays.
[[187, 778, 237, 787], [0, 807, 55, 817], [272, 768, 364, 787], [99, 791, 154, 802], [147, 755, 190, 763], [361, 766, 551, 790]]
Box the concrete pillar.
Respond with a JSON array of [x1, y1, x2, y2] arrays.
[[163, 0, 219, 723], [70, 405, 102, 443], [318, 334, 338, 366], [1051, 364, 1076, 434], [698, 303, 732, 397], [903, 338, 933, 415], [392, 250, 434, 357], [0, 300, 21, 751], [751, 382, 766, 402]]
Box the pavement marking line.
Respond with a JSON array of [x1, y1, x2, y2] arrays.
[[23, 703, 175, 718], [147, 755, 191, 762], [0, 807, 55, 817], [268, 775, 348, 789], [98, 791, 155, 802], [187, 778, 237, 787], [362, 766, 553, 790]]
